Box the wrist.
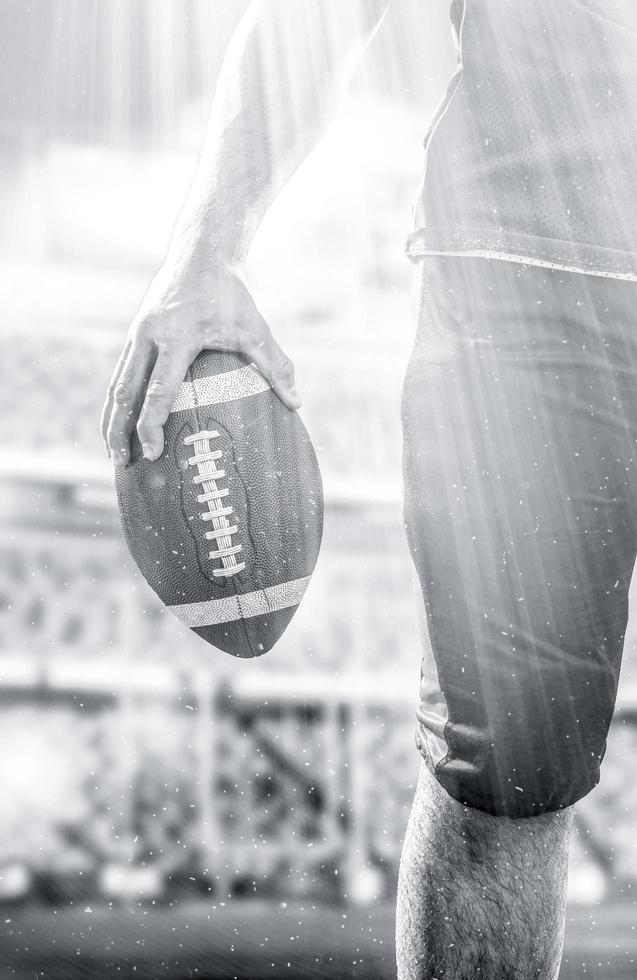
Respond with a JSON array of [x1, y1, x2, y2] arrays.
[[171, 197, 254, 264], [166, 220, 246, 277]]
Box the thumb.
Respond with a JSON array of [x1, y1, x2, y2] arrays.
[[248, 325, 302, 412]]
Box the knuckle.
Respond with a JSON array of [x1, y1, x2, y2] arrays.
[[113, 381, 132, 406], [146, 379, 167, 402], [276, 355, 295, 380]]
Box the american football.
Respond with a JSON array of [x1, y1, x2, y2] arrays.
[[115, 349, 323, 657]]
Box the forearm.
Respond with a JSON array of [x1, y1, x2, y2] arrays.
[[172, 0, 390, 263], [104, 1, 392, 463]]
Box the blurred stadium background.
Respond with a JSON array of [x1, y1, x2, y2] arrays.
[[2, 2, 637, 976]]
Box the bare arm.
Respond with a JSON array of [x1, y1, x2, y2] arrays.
[[178, 0, 392, 260], [102, 0, 391, 466]]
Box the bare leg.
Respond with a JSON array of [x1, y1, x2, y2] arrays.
[[396, 760, 574, 980]]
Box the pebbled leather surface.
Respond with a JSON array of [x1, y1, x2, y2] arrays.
[[115, 350, 323, 658]]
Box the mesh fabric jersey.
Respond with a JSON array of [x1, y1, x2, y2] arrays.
[[405, 0, 637, 280]]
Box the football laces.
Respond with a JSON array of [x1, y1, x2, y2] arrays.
[[184, 430, 246, 578]]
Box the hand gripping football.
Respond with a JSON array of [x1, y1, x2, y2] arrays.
[[115, 350, 323, 657]]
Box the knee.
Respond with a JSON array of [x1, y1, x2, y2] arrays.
[[418, 720, 604, 819], [435, 736, 601, 819], [411, 759, 575, 862]]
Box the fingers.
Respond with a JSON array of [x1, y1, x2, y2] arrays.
[[106, 341, 154, 467], [102, 271, 300, 473], [100, 340, 130, 456], [136, 346, 196, 461], [245, 320, 302, 412]]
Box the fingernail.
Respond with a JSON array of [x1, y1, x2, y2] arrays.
[[142, 444, 155, 461], [289, 386, 302, 408], [112, 451, 125, 467]]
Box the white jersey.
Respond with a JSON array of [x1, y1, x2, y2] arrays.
[[405, 0, 637, 280]]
